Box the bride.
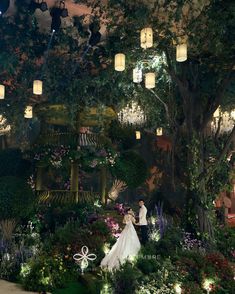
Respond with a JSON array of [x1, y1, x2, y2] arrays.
[[101, 208, 141, 270]]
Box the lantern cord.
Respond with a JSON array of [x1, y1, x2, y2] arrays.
[[41, 30, 55, 79]]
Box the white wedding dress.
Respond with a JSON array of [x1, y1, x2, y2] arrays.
[[101, 214, 141, 270]]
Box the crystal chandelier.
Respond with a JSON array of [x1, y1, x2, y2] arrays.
[[118, 101, 146, 125], [212, 107, 235, 133]]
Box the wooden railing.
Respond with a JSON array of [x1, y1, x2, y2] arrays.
[[37, 132, 101, 147], [37, 190, 100, 204]]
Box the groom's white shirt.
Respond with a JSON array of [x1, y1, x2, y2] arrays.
[[139, 205, 147, 225]]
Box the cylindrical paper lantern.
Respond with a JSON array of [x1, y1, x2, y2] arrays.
[[24, 106, 33, 118], [136, 131, 141, 140], [145, 72, 155, 89], [114, 53, 125, 71], [176, 43, 187, 62], [0, 84, 5, 99], [33, 80, 43, 95], [140, 27, 153, 49], [156, 127, 163, 136]]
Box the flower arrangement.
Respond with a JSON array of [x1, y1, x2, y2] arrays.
[[89, 148, 119, 168], [104, 217, 121, 239], [114, 203, 126, 215], [33, 145, 71, 168], [181, 232, 203, 252], [33, 145, 119, 171], [27, 174, 35, 190]]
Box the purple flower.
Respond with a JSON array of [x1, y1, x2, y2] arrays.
[[90, 159, 98, 168], [34, 154, 41, 160]]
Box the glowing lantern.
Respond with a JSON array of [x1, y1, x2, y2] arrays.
[[231, 109, 235, 119], [103, 243, 110, 255], [133, 68, 142, 83], [136, 131, 141, 140], [174, 283, 182, 294], [176, 43, 187, 62], [0, 85, 5, 99], [156, 127, 163, 136], [213, 107, 220, 118], [24, 106, 33, 118], [203, 278, 214, 293], [145, 72, 155, 89], [114, 53, 125, 71], [0, 115, 11, 134], [140, 27, 153, 49], [33, 80, 43, 95]]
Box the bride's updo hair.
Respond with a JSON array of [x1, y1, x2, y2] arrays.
[[125, 207, 131, 214]]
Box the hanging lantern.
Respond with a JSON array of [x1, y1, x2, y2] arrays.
[[231, 110, 235, 119], [213, 107, 220, 118], [33, 80, 43, 95], [145, 72, 155, 89], [133, 68, 142, 83], [156, 127, 163, 136], [174, 284, 182, 294], [136, 131, 141, 140], [140, 27, 153, 49], [176, 43, 187, 62], [0, 84, 5, 99], [114, 53, 125, 71], [24, 106, 33, 118]]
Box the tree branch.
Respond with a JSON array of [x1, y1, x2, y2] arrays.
[[214, 116, 222, 141], [202, 125, 235, 183], [164, 49, 190, 98], [200, 70, 234, 132], [149, 89, 178, 128]]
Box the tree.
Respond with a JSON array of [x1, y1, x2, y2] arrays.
[[0, 1, 234, 240], [0, 176, 35, 240], [86, 0, 235, 239]]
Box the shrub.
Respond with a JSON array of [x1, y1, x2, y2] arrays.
[[20, 254, 73, 292], [183, 281, 203, 294], [136, 258, 180, 294], [0, 176, 35, 221], [154, 227, 182, 258], [109, 262, 142, 294], [136, 242, 158, 274], [0, 149, 31, 178], [216, 226, 235, 262], [0, 176, 35, 240], [111, 151, 148, 188]]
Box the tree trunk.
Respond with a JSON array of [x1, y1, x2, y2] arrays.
[[183, 132, 214, 240], [70, 161, 79, 202], [36, 166, 44, 191], [100, 166, 107, 204]]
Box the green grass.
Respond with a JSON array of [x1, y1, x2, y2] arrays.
[[53, 282, 89, 294]]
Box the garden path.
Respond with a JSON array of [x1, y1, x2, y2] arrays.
[[0, 279, 37, 294]]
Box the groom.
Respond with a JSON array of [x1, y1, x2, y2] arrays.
[[137, 199, 148, 245]]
